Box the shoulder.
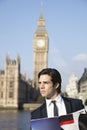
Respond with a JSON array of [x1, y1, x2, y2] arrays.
[[31, 103, 43, 114], [62, 96, 84, 108], [62, 96, 83, 103], [31, 102, 46, 119]]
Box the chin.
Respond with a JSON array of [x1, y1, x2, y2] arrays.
[[41, 93, 46, 97]]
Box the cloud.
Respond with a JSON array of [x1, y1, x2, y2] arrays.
[[73, 53, 87, 62]]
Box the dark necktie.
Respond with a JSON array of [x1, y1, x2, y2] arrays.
[[52, 100, 58, 117]]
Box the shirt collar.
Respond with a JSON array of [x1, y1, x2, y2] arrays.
[[55, 94, 62, 103], [46, 94, 62, 106]]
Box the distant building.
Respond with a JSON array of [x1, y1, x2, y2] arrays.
[[0, 55, 32, 109], [66, 74, 78, 98], [78, 68, 87, 104], [78, 68, 87, 93], [66, 68, 87, 105]]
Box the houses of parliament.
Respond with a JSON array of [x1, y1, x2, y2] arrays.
[[0, 11, 49, 109]]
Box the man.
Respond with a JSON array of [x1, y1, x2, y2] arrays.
[[31, 68, 85, 119]]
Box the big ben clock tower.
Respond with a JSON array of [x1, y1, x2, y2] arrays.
[[33, 11, 49, 89]]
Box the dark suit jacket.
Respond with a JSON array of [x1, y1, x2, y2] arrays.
[[31, 96, 84, 120]]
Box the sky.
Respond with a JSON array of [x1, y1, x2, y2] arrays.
[[0, 0, 87, 91]]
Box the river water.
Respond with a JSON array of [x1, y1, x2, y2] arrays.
[[0, 110, 31, 130]]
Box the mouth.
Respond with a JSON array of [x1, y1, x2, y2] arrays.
[[40, 90, 45, 94]]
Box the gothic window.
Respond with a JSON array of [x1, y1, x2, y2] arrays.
[[9, 81, 14, 89], [1, 92, 3, 98], [0, 91, 3, 98], [0, 81, 3, 87], [9, 91, 14, 98], [1, 81, 3, 86], [10, 70, 14, 78], [9, 81, 14, 98]]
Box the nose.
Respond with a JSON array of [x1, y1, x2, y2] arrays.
[[39, 82, 44, 88]]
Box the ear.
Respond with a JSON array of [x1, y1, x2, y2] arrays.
[[55, 83, 59, 89]]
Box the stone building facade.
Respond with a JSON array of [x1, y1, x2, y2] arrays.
[[0, 55, 32, 109]]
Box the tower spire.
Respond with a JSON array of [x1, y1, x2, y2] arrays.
[[40, 0, 43, 16], [38, 1, 45, 26]]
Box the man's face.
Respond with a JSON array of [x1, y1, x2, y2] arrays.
[[38, 74, 58, 99]]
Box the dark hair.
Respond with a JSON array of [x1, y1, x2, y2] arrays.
[[38, 68, 62, 93]]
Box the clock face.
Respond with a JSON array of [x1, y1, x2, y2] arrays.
[[37, 39, 45, 47]]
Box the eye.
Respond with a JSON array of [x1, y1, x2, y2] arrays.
[[43, 81, 50, 84], [38, 82, 41, 85], [44, 81, 48, 84]]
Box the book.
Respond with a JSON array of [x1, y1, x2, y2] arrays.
[[30, 117, 61, 130], [30, 109, 86, 130]]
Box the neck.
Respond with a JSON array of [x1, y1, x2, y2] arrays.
[[47, 93, 59, 100]]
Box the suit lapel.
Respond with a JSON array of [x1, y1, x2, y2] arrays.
[[40, 101, 47, 118], [62, 96, 73, 114]]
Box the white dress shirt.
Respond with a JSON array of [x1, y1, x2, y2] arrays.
[[46, 94, 67, 117]]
